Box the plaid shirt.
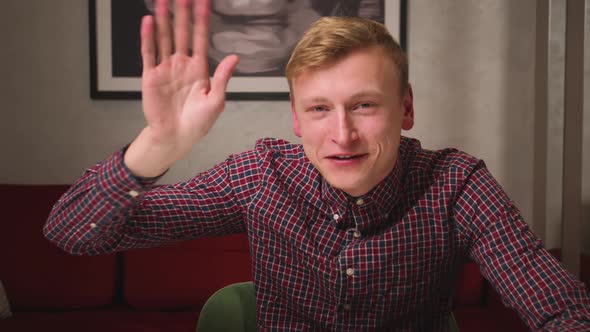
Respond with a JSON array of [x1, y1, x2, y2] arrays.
[[45, 137, 590, 331]]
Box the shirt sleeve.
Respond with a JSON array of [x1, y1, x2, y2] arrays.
[[453, 161, 590, 331], [43, 147, 260, 256]]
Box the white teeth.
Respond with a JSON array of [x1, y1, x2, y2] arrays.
[[335, 155, 354, 160]]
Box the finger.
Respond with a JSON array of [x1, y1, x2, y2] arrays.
[[140, 15, 156, 70], [174, 0, 191, 55], [155, 0, 173, 59], [210, 55, 239, 96], [192, 0, 210, 61]]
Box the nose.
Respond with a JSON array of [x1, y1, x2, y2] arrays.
[[331, 110, 359, 146]]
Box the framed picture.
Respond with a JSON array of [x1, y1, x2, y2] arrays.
[[89, 0, 407, 100]]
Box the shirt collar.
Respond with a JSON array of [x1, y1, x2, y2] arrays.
[[320, 155, 403, 223]]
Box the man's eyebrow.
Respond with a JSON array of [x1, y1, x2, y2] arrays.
[[300, 90, 384, 105], [299, 96, 331, 105]]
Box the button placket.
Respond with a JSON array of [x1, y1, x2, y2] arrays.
[[350, 198, 366, 237]]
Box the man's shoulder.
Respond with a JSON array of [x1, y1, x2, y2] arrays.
[[251, 138, 319, 196], [223, 138, 309, 173], [223, 138, 303, 165], [253, 137, 304, 159], [401, 136, 483, 176]]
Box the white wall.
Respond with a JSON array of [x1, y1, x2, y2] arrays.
[[2, 0, 587, 250]]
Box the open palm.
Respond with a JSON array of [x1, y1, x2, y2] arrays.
[[125, 0, 238, 177]]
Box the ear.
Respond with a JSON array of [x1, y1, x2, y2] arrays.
[[401, 84, 414, 131], [290, 96, 302, 137]]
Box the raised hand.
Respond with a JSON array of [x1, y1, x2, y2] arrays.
[[124, 0, 239, 178]]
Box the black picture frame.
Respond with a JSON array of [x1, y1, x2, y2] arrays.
[[89, 0, 407, 100]]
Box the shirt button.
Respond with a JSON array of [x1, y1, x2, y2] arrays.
[[346, 268, 355, 276], [342, 304, 352, 311], [128, 190, 140, 198], [353, 230, 361, 238], [333, 214, 340, 221], [356, 198, 364, 206], [90, 223, 97, 229]]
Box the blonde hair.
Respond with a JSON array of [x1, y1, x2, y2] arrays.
[[286, 16, 408, 96]]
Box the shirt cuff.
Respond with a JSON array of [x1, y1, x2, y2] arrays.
[[95, 147, 166, 207], [121, 144, 169, 186]]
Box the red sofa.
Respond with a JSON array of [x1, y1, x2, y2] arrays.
[[0, 184, 530, 331]]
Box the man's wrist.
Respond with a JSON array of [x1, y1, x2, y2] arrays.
[[123, 127, 177, 178]]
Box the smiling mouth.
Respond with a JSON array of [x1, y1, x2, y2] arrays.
[[328, 154, 367, 160]]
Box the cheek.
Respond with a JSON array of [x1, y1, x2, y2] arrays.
[[298, 118, 326, 143], [365, 119, 401, 145], [301, 131, 323, 151]]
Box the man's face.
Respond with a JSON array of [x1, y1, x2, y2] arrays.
[[290, 46, 414, 197]]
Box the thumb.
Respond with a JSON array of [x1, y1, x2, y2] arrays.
[[210, 54, 239, 97]]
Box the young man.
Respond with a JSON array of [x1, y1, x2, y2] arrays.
[[45, 0, 590, 330]]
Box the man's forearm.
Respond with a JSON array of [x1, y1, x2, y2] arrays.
[[540, 302, 590, 331], [44, 148, 158, 255]]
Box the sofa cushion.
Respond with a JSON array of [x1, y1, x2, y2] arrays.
[[454, 306, 528, 332], [453, 260, 484, 306], [0, 185, 117, 309], [123, 234, 252, 310], [0, 309, 200, 332]]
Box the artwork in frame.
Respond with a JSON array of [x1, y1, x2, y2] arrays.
[[89, 0, 407, 100]]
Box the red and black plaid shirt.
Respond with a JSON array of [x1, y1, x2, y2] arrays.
[[45, 137, 590, 331]]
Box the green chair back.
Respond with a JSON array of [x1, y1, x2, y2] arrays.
[[197, 282, 459, 332]]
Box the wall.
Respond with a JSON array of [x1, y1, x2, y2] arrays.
[[0, 0, 299, 185], [3, 1, 581, 249], [407, 0, 536, 231], [546, 0, 590, 253]]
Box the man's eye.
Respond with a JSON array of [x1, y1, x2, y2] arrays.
[[354, 102, 375, 110], [310, 105, 328, 112]]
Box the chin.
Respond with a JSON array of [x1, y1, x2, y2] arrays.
[[330, 179, 368, 197]]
